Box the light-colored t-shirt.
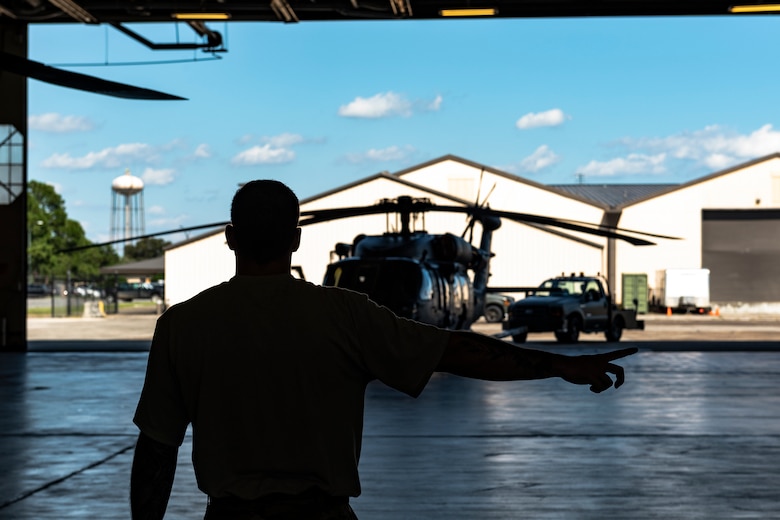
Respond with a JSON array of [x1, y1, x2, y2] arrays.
[[134, 274, 450, 499]]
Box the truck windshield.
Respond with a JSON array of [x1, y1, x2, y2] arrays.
[[537, 279, 585, 296]]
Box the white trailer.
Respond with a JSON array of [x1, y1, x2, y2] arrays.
[[654, 268, 711, 314]]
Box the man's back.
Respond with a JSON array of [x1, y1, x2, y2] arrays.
[[134, 274, 449, 499]]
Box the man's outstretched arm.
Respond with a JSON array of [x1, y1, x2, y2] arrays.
[[437, 330, 638, 393], [130, 432, 179, 520]]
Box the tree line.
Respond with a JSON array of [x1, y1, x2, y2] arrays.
[[28, 180, 170, 283]]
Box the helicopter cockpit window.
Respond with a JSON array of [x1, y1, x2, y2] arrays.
[[324, 260, 423, 319]]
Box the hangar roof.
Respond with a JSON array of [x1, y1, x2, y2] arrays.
[[559, 152, 780, 210], [0, 1, 757, 25], [99, 255, 164, 275], [551, 184, 677, 209]]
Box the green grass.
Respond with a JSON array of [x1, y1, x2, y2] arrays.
[[118, 300, 157, 310], [27, 306, 57, 317], [27, 298, 158, 317]]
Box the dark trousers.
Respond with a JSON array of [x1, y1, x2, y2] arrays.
[[204, 489, 358, 520]]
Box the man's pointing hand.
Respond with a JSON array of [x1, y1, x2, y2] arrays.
[[553, 347, 639, 393]]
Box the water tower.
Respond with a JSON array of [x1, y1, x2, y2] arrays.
[[111, 169, 145, 256]]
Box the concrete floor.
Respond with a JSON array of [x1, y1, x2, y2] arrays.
[[2, 313, 779, 519]]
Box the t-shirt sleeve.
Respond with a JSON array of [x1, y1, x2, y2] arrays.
[[133, 313, 190, 447], [344, 291, 451, 398]]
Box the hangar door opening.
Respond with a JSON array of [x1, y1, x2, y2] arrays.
[[702, 209, 780, 303]]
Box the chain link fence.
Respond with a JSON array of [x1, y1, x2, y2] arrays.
[[27, 276, 164, 317]]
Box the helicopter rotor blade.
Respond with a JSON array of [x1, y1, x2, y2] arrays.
[[554, 218, 681, 241], [57, 222, 227, 253], [429, 205, 660, 246], [56, 195, 678, 254], [299, 197, 442, 227], [478, 182, 496, 209], [299, 203, 400, 226], [1, 51, 187, 100], [462, 170, 489, 242]]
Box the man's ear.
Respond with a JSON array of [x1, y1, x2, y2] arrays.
[[225, 224, 237, 251], [291, 227, 302, 252]]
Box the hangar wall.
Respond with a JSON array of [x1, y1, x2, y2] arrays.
[[164, 160, 608, 307], [164, 154, 780, 312], [616, 155, 780, 307], [165, 231, 234, 307]]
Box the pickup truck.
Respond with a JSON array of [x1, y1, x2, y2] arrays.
[[502, 275, 643, 343]]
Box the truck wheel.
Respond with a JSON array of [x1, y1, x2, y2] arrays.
[[555, 315, 581, 343], [605, 317, 624, 342], [484, 304, 504, 323], [512, 331, 527, 343]]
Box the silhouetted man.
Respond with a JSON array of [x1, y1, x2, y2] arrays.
[[131, 180, 637, 519]]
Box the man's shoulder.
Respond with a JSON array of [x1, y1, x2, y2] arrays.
[[162, 282, 231, 316]]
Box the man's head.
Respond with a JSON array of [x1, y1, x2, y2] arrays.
[[226, 180, 301, 267]]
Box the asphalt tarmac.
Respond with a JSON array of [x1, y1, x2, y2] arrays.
[[2, 311, 778, 519], [25, 310, 780, 349]]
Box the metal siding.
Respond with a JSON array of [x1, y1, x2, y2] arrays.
[[165, 233, 233, 306]]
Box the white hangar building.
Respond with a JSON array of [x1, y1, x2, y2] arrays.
[[164, 154, 780, 313]]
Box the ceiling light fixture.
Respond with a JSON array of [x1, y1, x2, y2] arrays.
[[172, 12, 232, 20], [729, 3, 780, 12], [439, 8, 497, 17]]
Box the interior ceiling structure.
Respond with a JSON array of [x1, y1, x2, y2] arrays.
[[0, 0, 774, 24]]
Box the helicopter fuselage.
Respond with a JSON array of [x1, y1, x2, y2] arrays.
[[323, 256, 477, 330]]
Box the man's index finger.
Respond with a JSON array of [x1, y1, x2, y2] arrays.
[[604, 347, 639, 361]]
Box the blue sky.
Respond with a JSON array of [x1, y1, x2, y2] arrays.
[[27, 15, 780, 243]]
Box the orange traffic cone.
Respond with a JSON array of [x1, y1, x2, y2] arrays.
[[666, 307, 672, 316]]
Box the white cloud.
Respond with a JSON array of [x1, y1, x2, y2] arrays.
[[344, 145, 415, 164], [29, 113, 94, 133], [338, 92, 413, 118], [141, 168, 176, 186], [517, 145, 561, 173], [262, 133, 305, 147], [516, 108, 568, 130], [232, 144, 295, 165], [237, 134, 255, 145], [426, 94, 443, 112], [41, 142, 154, 170], [577, 153, 667, 177], [193, 143, 211, 158], [229, 134, 307, 165], [624, 124, 780, 171], [148, 205, 166, 215]]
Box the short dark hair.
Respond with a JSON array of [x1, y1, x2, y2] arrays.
[[230, 180, 300, 264]]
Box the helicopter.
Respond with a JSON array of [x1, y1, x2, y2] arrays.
[[293, 195, 676, 331], [59, 193, 678, 331]]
